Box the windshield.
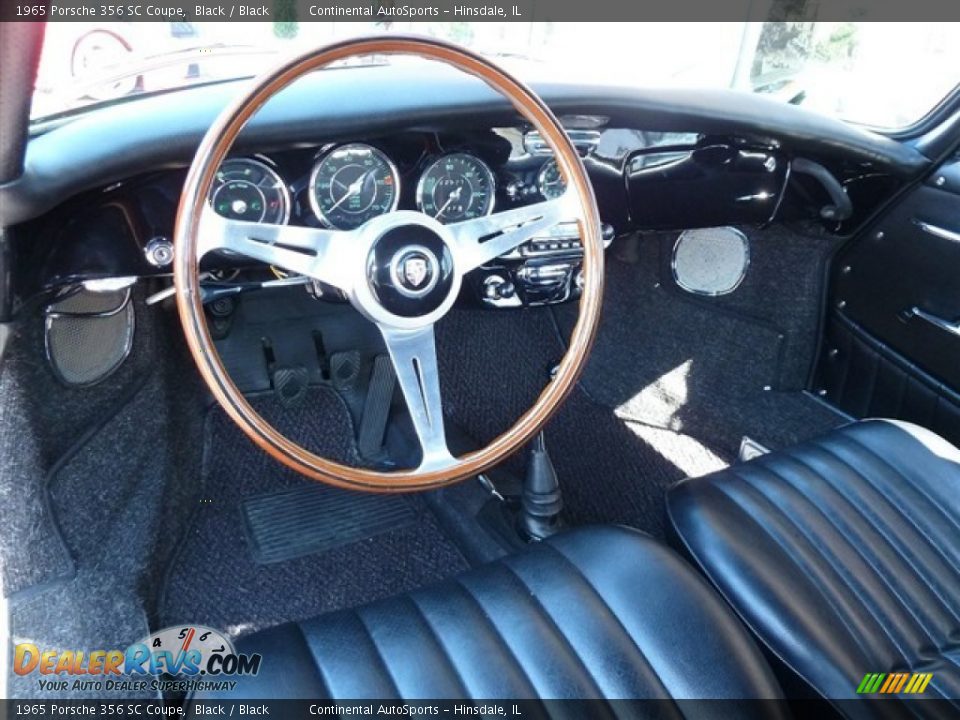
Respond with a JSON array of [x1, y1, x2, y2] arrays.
[[32, 21, 960, 130]]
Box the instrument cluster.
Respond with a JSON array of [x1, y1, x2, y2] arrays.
[[207, 139, 566, 231]]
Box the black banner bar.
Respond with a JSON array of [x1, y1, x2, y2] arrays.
[[4, 0, 960, 22], [1, 699, 951, 719]]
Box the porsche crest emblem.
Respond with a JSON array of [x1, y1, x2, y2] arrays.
[[403, 255, 430, 289]]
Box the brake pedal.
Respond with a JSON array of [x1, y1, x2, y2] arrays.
[[272, 366, 309, 407]]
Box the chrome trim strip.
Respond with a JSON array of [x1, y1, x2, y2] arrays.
[[908, 306, 960, 338], [914, 220, 960, 244]]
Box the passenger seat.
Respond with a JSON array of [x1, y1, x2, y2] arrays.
[[668, 419, 960, 707]]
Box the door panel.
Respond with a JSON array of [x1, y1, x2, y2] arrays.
[[815, 152, 960, 444]]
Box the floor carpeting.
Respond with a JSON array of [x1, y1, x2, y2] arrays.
[[436, 225, 846, 537], [552, 228, 845, 456], [3, 296, 205, 700], [435, 305, 733, 538], [158, 389, 470, 639]]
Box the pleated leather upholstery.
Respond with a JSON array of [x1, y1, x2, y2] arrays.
[[668, 419, 960, 706], [198, 526, 783, 700]]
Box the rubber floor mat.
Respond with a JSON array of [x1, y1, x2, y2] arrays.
[[243, 485, 415, 564]]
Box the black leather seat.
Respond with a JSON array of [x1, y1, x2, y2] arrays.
[[199, 526, 783, 701], [668, 419, 960, 705]]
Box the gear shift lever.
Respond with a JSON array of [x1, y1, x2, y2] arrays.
[[519, 431, 564, 540]]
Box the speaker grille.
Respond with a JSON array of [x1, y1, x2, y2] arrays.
[[672, 227, 750, 297], [45, 289, 135, 386]]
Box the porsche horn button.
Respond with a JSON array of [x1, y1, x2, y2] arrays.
[[402, 254, 430, 289], [390, 247, 440, 296]]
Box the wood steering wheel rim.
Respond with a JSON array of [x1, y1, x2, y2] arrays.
[[174, 36, 604, 492]]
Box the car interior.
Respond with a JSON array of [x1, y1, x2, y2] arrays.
[[1, 22, 959, 715]]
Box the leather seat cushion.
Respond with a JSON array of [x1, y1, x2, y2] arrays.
[[668, 419, 960, 703], [198, 526, 783, 700]]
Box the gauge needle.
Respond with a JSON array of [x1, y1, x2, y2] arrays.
[[328, 170, 371, 213], [434, 185, 462, 219]]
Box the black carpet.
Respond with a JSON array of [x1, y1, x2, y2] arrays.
[[553, 229, 844, 456], [159, 390, 469, 639], [436, 225, 845, 537], [3, 297, 206, 700], [436, 306, 731, 538], [0, 290, 165, 596]]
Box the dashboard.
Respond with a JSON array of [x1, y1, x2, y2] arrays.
[[6, 63, 930, 317], [198, 130, 607, 309], [208, 134, 563, 232], [13, 122, 803, 307]]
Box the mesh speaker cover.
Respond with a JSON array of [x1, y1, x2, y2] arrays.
[[672, 227, 750, 296], [45, 289, 135, 386]]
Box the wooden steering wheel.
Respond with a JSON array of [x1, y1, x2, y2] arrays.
[[173, 36, 604, 492]]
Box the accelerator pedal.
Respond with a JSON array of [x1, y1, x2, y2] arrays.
[[357, 354, 396, 461]]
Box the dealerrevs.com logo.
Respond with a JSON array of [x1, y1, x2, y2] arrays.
[[14, 625, 261, 694]]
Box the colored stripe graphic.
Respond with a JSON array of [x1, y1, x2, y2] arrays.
[[856, 673, 887, 694], [906, 673, 933, 694], [879, 674, 896, 693], [871, 673, 887, 693], [857, 672, 933, 694]]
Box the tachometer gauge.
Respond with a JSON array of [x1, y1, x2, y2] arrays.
[[537, 158, 567, 200], [210, 158, 290, 225], [309, 144, 399, 230], [416, 153, 495, 223]]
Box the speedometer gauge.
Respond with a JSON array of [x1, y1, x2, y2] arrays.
[[416, 153, 495, 224], [309, 144, 399, 230], [210, 158, 290, 225]]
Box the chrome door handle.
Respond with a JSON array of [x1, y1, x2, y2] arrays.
[[914, 220, 960, 244], [907, 306, 960, 338]]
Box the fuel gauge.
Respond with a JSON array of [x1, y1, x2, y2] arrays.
[[210, 158, 291, 225]]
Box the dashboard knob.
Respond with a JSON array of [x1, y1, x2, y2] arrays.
[[144, 237, 174, 268], [483, 275, 508, 300]]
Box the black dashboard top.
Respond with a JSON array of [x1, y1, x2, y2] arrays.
[[1, 61, 931, 227]]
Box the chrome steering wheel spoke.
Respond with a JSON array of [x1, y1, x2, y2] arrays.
[[197, 206, 356, 292], [448, 192, 575, 272], [377, 323, 455, 472]]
